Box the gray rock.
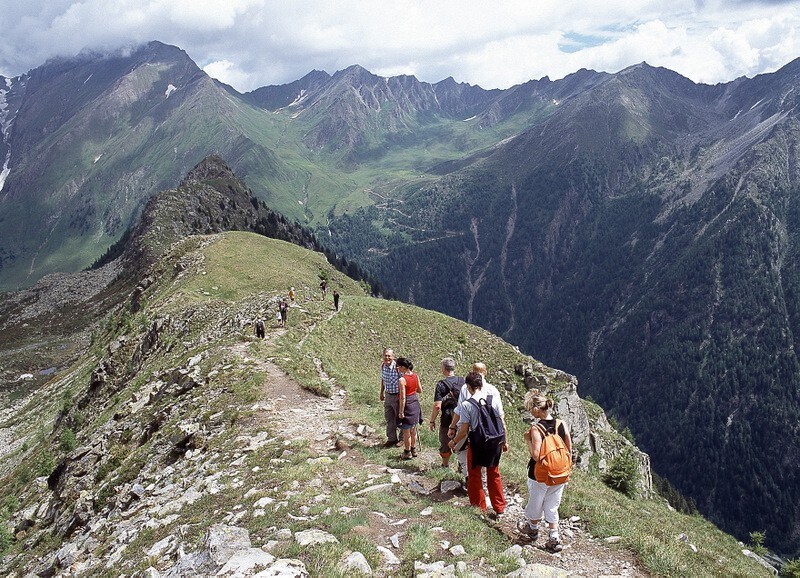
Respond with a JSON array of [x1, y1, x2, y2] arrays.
[[742, 549, 778, 576], [505, 563, 569, 577], [294, 529, 338, 546], [414, 560, 456, 577], [131, 483, 146, 500], [501, 545, 524, 558], [353, 483, 393, 495], [146, 536, 174, 558], [389, 533, 402, 549], [55, 542, 79, 568], [163, 551, 213, 577], [253, 558, 308, 577], [440, 480, 462, 493], [376, 545, 400, 565], [449, 544, 466, 556], [341, 551, 372, 575], [216, 548, 276, 576], [408, 480, 429, 495], [206, 524, 252, 566]]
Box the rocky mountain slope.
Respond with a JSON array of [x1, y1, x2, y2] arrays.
[[0, 163, 776, 577]]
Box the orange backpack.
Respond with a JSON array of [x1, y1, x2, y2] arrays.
[[533, 419, 572, 486]]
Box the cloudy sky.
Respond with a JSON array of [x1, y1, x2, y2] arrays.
[[1, 0, 799, 92]]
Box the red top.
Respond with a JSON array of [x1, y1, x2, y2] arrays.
[[401, 372, 420, 396]]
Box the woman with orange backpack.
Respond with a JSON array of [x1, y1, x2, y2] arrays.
[[517, 389, 572, 552]]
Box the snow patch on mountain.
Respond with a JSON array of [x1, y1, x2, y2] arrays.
[[0, 83, 13, 192], [165, 84, 177, 97], [288, 90, 307, 107]]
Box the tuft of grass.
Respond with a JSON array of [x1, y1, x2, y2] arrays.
[[402, 523, 436, 561]]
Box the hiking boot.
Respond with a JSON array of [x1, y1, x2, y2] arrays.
[[383, 440, 399, 448], [487, 509, 503, 521], [410, 447, 418, 457], [401, 449, 412, 460], [516, 520, 539, 543], [544, 535, 563, 553]]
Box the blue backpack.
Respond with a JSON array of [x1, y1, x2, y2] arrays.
[[466, 394, 505, 466]]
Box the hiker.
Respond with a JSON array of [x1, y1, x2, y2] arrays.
[[450, 362, 506, 477], [288, 287, 295, 303], [449, 371, 507, 517], [333, 290, 340, 311], [379, 348, 401, 447], [320, 279, 328, 299], [278, 299, 289, 328], [517, 389, 572, 552], [396, 357, 423, 460], [255, 317, 265, 339], [429, 357, 465, 468]]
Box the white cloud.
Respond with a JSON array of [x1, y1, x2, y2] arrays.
[[202, 59, 253, 89], [0, 0, 798, 91]]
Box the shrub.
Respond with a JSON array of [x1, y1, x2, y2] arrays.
[[621, 426, 636, 444], [782, 558, 800, 577], [749, 530, 767, 556], [602, 447, 640, 498], [35, 449, 55, 478], [1, 495, 19, 517], [0, 523, 11, 555], [60, 428, 78, 452]]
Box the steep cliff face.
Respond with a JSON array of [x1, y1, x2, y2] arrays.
[[514, 361, 652, 497]]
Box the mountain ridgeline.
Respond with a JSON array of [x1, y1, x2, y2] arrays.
[[3, 41, 800, 554]]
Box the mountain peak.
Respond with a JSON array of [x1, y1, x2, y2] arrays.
[[181, 155, 238, 185]]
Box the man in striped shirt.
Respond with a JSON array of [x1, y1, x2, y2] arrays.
[[380, 348, 401, 447]]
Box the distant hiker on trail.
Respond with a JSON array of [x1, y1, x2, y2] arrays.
[[396, 357, 423, 460], [278, 299, 289, 328], [288, 287, 295, 303], [517, 389, 572, 553], [451, 362, 507, 479], [320, 279, 328, 299], [449, 371, 507, 518], [333, 290, 340, 311], [255, 318, 265, 339], [379, 348, 401, 447], [430, 357, 465, 468]]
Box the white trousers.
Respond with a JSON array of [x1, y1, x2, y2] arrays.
[[525, 478, 566, 525]]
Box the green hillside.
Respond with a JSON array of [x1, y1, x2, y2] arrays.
[[0, 231, 773, 576]]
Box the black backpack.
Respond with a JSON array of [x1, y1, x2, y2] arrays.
[[466, 394, 505, 466], [439, 376, 465, 417]]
